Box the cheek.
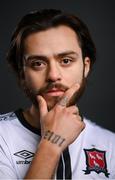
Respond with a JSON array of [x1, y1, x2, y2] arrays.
[[63, 67, 83, 85], [24, 71, 45, 89]]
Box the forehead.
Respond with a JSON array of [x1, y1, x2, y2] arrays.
[[24, 25, 82, 56]]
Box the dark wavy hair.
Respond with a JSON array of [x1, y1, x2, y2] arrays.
[[7, 9, 96, 80]]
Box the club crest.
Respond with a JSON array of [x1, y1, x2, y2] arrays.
[[83, 148, 110, 178]]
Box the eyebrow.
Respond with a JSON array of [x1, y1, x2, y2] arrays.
[[24, 50, 79, 61], [55, 51, 79, 58]]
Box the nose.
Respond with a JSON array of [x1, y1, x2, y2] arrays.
[[46, 62, 62, 82]]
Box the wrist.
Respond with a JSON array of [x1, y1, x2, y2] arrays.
[[38, 138, 63, 156]]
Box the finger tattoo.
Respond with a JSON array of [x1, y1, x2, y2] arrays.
[[58, 96, 68, 107]]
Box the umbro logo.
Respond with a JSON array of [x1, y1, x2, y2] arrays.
[[14, 150, 34, 165], [14, 150, 34, 159]]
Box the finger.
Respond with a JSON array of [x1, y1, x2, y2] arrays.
[[67, 105, 79, 115], [67, 106, 83, 121], [37, 95, 48, 119], [58, 83, 80, 107], [75, 113, 84, 122], [57, 96, 68, 107]]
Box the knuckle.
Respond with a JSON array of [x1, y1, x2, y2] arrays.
[[81, 122, 86, 129], [78, 121, 85, 129], [72, 106, 79, 114], [76, 116, 85, 127], [76, 106, 79, 112], [75, 106, 79, 113], [77, 115, 82, 121]]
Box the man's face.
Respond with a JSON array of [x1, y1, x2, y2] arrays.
[[22, 25, 90, 109]]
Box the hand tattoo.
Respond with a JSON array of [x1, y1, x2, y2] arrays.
[[43, 130, 65, 147]]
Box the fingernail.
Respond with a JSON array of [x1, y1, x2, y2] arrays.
[[37, 95, 41, 102]]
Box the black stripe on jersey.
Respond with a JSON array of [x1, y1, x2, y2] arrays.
[[56, 147, 72, 179], [15, 109, 41, 136], [63, 147, 72, 179], [56, 154, 64, 179]]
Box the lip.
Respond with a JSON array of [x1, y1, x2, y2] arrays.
[[45, 89, 65, 97]]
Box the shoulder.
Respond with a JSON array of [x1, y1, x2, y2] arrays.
[[84, 117, 115, 144], [0, 111, 16, 122], [0, 111, 17, 135], [0, 110, 20, 149]]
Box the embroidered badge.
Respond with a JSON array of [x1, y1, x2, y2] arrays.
[[83, 148, 110, 178]]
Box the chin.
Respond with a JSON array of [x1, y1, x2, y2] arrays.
[[45, 96, 61, 110], [47, 102, 57, 111]]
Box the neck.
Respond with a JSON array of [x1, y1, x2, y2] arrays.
[[23, 104, 41, 130]]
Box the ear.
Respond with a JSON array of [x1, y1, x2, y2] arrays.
[[84, 57, 91, 78]]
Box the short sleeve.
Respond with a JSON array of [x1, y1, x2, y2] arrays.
[[0, 135, 18, 179]]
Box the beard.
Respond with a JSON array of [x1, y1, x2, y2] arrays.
[[20, 76, 87, 111]]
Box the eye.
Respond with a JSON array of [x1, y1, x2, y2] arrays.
[[30, 59, 46, 70], [61, 58, 72, 66], [31, 60, 43, 66]]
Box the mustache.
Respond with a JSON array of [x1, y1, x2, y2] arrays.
[[31, 83, 69, 96]]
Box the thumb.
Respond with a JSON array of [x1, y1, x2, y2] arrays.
[[37, 95, 48, 119]]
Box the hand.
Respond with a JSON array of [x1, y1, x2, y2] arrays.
[[37, 83, 85, 152]]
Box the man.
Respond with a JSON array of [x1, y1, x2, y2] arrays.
[[0, 9, 115, 179]]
